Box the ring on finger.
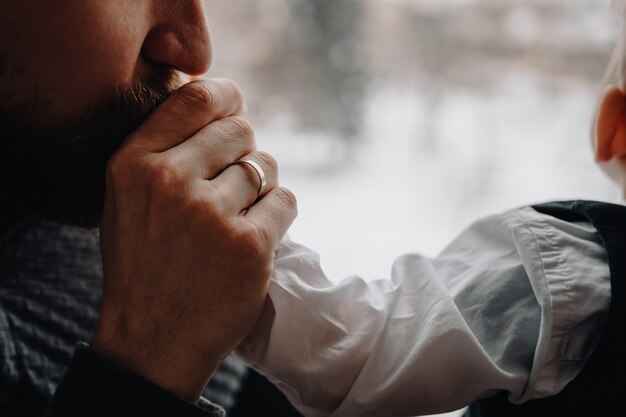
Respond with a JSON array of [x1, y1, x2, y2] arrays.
[[233, 159, 267, 198]]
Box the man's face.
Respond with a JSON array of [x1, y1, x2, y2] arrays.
[[0, 0, 212, 226]]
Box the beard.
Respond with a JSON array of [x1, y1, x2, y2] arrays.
[[0, 66, 179, 228]]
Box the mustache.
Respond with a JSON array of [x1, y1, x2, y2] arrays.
[[86, 66, 180, 140]]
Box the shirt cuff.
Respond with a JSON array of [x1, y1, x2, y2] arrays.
[[44, 342, 224, 417]]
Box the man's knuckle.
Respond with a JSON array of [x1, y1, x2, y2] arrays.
[[225, 116, 254, 139], [106, 152, 128, 179], [145, 159, 183, 190], [182, 193, 211, 218], [231, 224, 267, 257], [106, 152, 145, 191], [222, 77, 240, 91], [255, 151, 278, 172], [176, 83, 217, 112], [197, 186, 224, 213], [273, 187, 298, 209]]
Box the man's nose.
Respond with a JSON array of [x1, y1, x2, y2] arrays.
[[142, 0, 212, 76]]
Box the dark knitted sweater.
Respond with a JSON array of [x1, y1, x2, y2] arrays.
[[0, 215, 247, 416]]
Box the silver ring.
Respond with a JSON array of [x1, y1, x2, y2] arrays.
[[235, 159, 267, 196]]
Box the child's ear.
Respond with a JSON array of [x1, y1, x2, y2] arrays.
[[595, 86, 626, 162]]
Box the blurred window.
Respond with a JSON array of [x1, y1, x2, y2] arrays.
[[206, 0, 618, 281]]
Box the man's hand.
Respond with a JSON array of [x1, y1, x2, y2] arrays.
[[91, 79, 297, 402]]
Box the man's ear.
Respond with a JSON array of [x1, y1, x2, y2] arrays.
[[595, 86, 626, 162]]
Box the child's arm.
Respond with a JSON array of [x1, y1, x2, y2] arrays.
[[236, 206, 610, 417]]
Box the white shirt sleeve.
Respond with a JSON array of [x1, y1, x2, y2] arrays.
[[235, 206, 610, 417]]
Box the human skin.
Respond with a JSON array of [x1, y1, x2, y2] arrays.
[[0, 0, 210, 125], [0, 0, 297, 403], [595, 85, 626, 195]]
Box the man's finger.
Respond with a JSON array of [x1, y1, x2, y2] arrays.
[[126, 78, 246, 153], [209, 152, 279, 215], [245, 187, 298, 247], [161, 116, 257, 180]]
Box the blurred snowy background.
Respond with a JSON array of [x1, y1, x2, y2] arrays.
[[204, 0, 620, 285]]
